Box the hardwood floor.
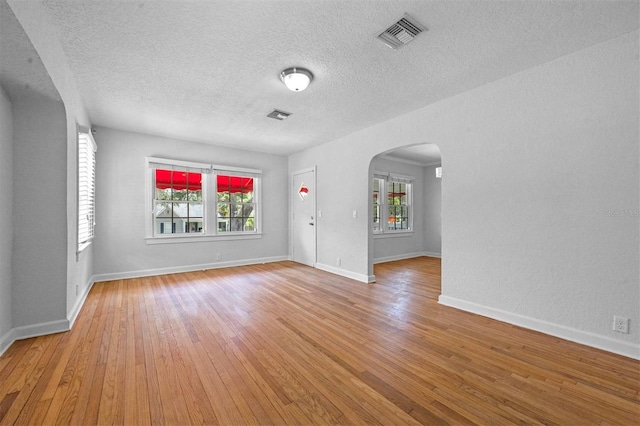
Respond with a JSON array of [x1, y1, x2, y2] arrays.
[[1, 257, 638, 425]]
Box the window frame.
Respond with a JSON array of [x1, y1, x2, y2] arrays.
[[372, 171, 414, 236], [213, 167, 260, 234], [77, 127, 97, 253], [153, 167, 206, 236], [145, 157, 262, 244]]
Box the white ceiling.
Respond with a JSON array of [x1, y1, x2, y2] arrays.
[[4, 1, 639, 157], [381, 144, 442, 166], [0, 0, 61, 102]]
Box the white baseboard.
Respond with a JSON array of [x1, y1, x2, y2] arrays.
[[423, 251, 442, 259], [373, 251, 441, 264], [92, 255, 289, 283], [0, 319, 70, 357], [68, 276, 96, 329], [0, 256, 288, 357], [314, 263, 375, 283], [438, 295, 640, 361], [0, 328, 15, 357]]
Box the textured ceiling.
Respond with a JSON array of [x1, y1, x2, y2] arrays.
[[10, 1, 640, 156], [381, 144, 442, 166], [0, 0, 60, 102]]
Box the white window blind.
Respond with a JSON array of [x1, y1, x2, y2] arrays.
[[78, 130, 97, 251]]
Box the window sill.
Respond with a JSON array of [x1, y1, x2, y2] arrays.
[[373, 231, 414, 239], [145, 233, 263, 245], [77, 240, 93, 254]]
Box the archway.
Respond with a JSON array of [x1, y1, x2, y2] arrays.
[[368, 143, 442, 284]]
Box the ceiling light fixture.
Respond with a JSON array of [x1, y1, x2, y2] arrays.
[[280, 67, 313, 92]]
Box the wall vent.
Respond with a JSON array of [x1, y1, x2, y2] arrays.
[[377, 14, 427, 49], [267, 109, 291, 120]]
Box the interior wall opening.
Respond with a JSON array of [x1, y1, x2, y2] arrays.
[[368, 143, 442, 289]]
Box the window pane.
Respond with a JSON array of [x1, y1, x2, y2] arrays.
[[153, 168, 205, 236], [154, 201, 204, 235], [244, 210, 255, 232], [190, 203, 203, 217], [188, 188, 202, 201], [155, 188, 172, 200], [216, 174, 255, 233], [372, 178, 383, 232], [173, 189, 188, 201], [373, 205, 380, 231], [231, 203, 242, 218], [78, 132, 96, 248], [155, 169, 202, 200], [218, 217, 229, 232]]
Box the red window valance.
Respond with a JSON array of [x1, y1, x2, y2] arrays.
[[217, 175, 253, 193], [155, 169, 202, 191], [155, 169, 253, 193]]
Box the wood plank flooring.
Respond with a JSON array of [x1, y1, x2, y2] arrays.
[[1, 257, 638, 425]]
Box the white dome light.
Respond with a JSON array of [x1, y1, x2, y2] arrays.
[[280, 67, 313, 92]]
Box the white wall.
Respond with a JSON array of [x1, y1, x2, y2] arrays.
[[423, 164, 442, 256], [7, 0, 94, 326], [0, 86, 13, 350], [11, 91, 68, 328], [290, 31, 639, 358], [93, 127, 289, 278]]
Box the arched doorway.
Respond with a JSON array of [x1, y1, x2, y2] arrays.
[[368, 143, 442, 283]]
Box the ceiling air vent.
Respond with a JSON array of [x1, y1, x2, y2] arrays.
[[267, 109, 291, 120], [377, 14, 427, 50]]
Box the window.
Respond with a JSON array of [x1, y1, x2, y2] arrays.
[[154, 169, 204, 235], [373, 177, 383, 232], [387, 180, 410, 230], [372, 172, 413, 234], [78, 129, 97, 252], [216, 174, 256, 232], [146, 157, 261, 243]]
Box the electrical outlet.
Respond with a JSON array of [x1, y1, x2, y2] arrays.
[[613, 316, 629, 334], [75, 285, 79, 296], [337, 258, 341, 266], [216, 253, 222, 261]]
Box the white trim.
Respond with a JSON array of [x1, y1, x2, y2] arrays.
[[373, 251, 440, 264], [0, 328, 16, 357], [146, 156, 212, 172], [146, 158, 262, 239], [372, 173, 414, 233], [0, 256, 285, 357], [77, 129, 97, 252], [68, 275, 96, 329], [438, 295, 640, 361], [1, 273, 95, 357], [373, 231, 414, 239], [93, 255, 288, 282], [379, 153, 441, 168], [423, 251, 442, 258], [212, 164, 261, 176], [146, 233, 262, 245], [291, 166, 317, 266], [315, 263, 375, 283], [0, 319, 70, 357], [388, 173, 414, 183]]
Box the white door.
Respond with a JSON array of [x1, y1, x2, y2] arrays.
[[292, 167, 316, 266]]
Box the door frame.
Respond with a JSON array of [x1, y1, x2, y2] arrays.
[[291, 166, 317, 266]]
